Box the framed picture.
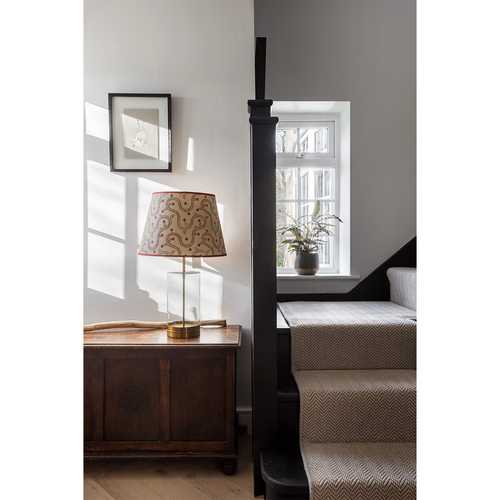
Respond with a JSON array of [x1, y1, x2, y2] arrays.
[[108, 93, 172, 172]]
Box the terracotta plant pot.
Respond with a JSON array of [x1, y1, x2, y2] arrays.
[[294, 252, 319, 276]]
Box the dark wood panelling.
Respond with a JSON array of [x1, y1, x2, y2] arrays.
[[225, 351, 236, 452], [104, 358, 161, 441], [159, 359, 171, 441], [84, 327, 240, 468], [171, 352, 226, 441], [84, 357, 104, 441]]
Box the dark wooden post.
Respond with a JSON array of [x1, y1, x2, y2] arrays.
[[249, 36, 279, 496], [249, 98, 278, 495], [255, 37, 267, 100]]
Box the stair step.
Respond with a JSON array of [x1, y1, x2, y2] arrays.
[[303, 441, 416, 500], [295, 369, 416, 442], [261, 449, 309, 500], [280, 301, 416, 370], [261, 442, 416, 500]]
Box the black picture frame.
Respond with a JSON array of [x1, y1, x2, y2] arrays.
[[108, 93, 172, 172]]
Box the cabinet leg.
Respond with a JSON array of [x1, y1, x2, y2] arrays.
[[220, 458, 237, 475]]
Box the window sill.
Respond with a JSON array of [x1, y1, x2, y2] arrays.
[[277, 273, 360, 281]]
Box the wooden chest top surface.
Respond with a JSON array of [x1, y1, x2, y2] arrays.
[[84, 324, 241, 347]]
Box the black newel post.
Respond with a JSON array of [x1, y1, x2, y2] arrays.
[[249, 97, 279, 496], [248, 99, 278, 495], [249, 37, 279, 496]]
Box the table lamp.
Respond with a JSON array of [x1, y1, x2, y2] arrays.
[[138, 191, 226, 338]]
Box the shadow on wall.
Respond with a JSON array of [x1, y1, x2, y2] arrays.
[[84, 102, 224, 323]]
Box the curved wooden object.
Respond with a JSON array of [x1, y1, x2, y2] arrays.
[[84, 319, 227, 333]]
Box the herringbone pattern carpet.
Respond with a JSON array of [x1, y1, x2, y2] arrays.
[[303, 442, 416, 500], [281, 301, 417, 500], [280, 302, 416, 371], [295, 369, 416, 442]]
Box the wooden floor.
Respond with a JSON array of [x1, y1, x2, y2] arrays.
[[84, 435, 256, 500]]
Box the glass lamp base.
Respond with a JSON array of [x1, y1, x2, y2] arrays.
[[167, 320, 200, 339], [167, 269, 201, 325]]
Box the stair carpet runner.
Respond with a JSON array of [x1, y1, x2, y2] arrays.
[[279, 301, 416, 500]]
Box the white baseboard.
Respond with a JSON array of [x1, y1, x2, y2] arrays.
[[237, 406, 252, 435]]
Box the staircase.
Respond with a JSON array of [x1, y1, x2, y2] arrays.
[[263, 277, 416, 500]]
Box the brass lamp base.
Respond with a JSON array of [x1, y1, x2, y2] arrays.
[[167, 321, 201, 339]]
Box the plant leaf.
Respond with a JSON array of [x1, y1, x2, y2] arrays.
[[312, 200, 320, 218]]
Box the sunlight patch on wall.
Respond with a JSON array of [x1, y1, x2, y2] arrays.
[[85, 102, 109, 141], [200, 268, 223, 320], [87, 232, 125, 299], [137, 255, 178, 314], [186, 137, 195, 171], [217, 202, 224, 233], [87, 160, 125, 239]]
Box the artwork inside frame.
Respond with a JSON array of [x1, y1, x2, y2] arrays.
[[108, 93, 172, 172]]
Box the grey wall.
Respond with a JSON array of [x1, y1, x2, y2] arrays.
[[84, 0, 254, 409], [256, 0, 416, 293]]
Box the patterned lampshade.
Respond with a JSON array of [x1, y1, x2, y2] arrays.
[[138, 191, 226, 257]]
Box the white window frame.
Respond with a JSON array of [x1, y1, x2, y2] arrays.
[[276, 120, 335, 162], [276, 113, 341, 275]]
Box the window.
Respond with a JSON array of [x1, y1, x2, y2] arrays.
[[276, 119, 339, 274], [314, 170, 331, 198]]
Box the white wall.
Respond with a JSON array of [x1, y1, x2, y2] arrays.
[[256, 0, 416, 293], [84, 0, 254, 408]]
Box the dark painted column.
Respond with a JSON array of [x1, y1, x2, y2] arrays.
[[249, 98, 279, 495]]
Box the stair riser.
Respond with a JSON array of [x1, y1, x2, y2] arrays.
[[303, 442, 416, 500], [278, 398, 299, 446], [292, 325, 416, 371], [301, 388, 416, 442], [265, 487, 308, 500]]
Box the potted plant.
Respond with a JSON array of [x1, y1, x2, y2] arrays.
[[277, 201, 342, 276]]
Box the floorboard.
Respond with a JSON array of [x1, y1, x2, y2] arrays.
[[85, 435, 256, 500]]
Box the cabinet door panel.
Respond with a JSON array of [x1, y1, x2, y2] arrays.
[[84, 357, 103, 441], [104, 358, 161, 441], [170, 353, 226, 441]]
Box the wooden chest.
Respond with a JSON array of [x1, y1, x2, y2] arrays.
[[84, 325, 241, 473]]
